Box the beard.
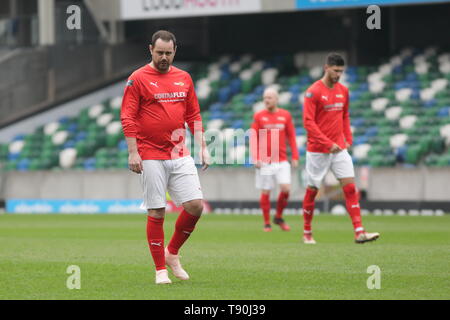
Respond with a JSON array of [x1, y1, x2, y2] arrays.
[[155, 60, 170, 72]]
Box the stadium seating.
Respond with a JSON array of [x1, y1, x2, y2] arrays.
[[1, 47, 449, 171]]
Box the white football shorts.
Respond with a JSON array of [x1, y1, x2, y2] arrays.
[[139, 156, 203, 209], [305, 149, 355, 188], [255, 161, 291, 190]]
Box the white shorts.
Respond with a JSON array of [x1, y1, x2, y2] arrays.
[[139, 156, 203, 209], [305, 150, 355, 188], [255, 161, 291, 190]]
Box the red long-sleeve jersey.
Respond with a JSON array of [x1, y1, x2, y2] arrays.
[[121, 64, 203, 160], [250, 108, 299, 163], [303, 80, 352, 153]]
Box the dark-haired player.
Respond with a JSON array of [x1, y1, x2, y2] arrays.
[[301, 53, 380, 244], [121, 30, 210, 284]]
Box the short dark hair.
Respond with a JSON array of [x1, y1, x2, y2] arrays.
[[326, 53, 345, 66], [151, 30, 177, 49]]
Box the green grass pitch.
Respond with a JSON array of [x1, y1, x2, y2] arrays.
[[0, 213, 449, 300]]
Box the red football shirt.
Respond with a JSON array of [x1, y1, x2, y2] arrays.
[[303, 80, 353, 153], [121, 64, 203, 160], [250, 108, 299, 163]]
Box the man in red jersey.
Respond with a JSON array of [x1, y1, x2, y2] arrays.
[[251, 87, 299, 232], [121, 30, 210, 284], [302, 53, 379, 244]]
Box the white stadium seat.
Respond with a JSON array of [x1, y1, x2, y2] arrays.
[[390, 133, 409, 149], [88, 104, 104, 119], [59, 148, 77, 169], [97, 113, 113, 127], [385, 106, 403, 121], [52, 130, 69, 146], [106, 121, 122, 135], [44, 122, 60, 136]]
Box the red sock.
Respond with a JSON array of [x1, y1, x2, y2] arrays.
[[303, 188, 318, 233], [167, 210, 200, 255], [343, 183, 364, 234], [147, 216, 165, 271], [275, 191, 289, 219], [260, 193, 271, 225]]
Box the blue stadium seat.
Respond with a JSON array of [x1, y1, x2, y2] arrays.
[[210, 102, 224, 112], [67, 123, 78, 134], [354, 136, 369, 145], [59, 116, 70, 124], [358, 83, 369, 91], [83, 158, 96, 170], [405, 72, 418, 81], [345, 74, 357, 83], [393, 65, 403, 74], [395, 146, 408, 162], [365, 126, 378, 137], [231, 120, 244, 129], [221, 112, 234, 121], [230, 79, 242, 95], [411, 89, 421, 100], [351, 118, 365, 128], [424, 99, 437, 108], [437, 107, 450, 117], [17, 159, 30, 171], [210, 111, 224, 120], [220, 70, 231, 82], [118, 139, 128, 151], [349, 91, 361, 101], [253, 85, 265, 96], [346, 66, 357, 74], [8, 152, 20, 161], [218, 87, 232, 103], [299, 146, 306, 156], [289, 84, 301, 94], [63, 141, 76, 149], [299, 76, 312, 85], [244, 94, 258, 105], [295, 127, 305, 135], [13, 134, 25, 141], [75, 131, 87, 142]]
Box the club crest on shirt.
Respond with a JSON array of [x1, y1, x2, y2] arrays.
[[336, 94, 344, 98], [277, 116, 286, 121], [174, 82, 185, 86]]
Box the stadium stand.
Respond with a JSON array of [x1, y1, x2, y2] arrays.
[[1, 47, 449, 172]]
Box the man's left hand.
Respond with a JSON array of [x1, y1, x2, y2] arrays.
[[200, 148, 211, 171]]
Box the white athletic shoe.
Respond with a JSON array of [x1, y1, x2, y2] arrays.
[[165, 247, 190, 280], [303, 233, 317, 244], [155, 269, 172, 284], [355, 232, 380, 244]]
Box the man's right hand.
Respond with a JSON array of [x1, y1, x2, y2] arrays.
[[330, 143, 342, 154], [128, 152, 143, 174]]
